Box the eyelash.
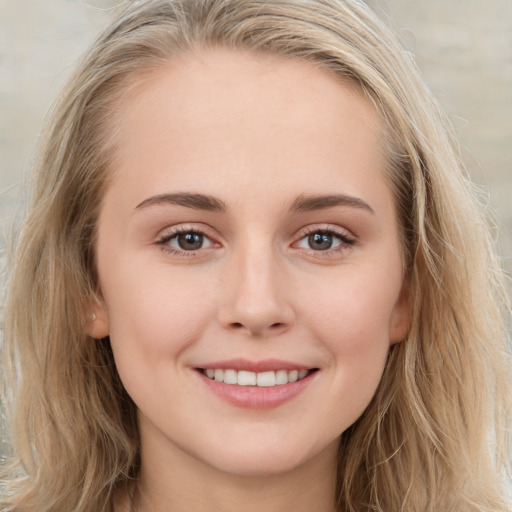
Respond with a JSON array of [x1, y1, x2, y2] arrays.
[[156, 226, 216, 257], [293, 226, 356, 257], [156, 225, 356, 257]]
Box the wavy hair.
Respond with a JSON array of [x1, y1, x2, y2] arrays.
[[1, 0, 510, 510]]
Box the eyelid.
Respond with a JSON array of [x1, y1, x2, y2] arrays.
[[291, 224, 356, 255], [155, 223, 222, 255], [295, 223, 355, 240], [156, 222, 219, 240]]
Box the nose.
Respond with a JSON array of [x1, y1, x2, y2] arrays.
[[217, 242, 295, 337]]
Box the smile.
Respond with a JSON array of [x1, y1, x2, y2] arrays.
[[195, 359, 319, 409], [200, 368, 312, 387]]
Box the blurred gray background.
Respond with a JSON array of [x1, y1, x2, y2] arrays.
[[1, 0, 511, 457]]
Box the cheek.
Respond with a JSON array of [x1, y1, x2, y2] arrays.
[[101, 259, 217, 362], [102, 264, 219, 411], [305, 268, 400, 347], [299, 261, 402, 405], [305, 274, 396, 426]]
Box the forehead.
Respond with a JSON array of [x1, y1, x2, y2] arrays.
[[106, 48, 388, 211]]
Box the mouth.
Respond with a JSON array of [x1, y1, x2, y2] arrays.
[[198, 368, 318, 387], [195, 359, 319, 409]]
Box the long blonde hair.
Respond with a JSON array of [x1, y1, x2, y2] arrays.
[[1, 1, 510, 510]]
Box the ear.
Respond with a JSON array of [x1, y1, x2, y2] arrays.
[[85, 295, 110, 339], [389, 279, 412, 345]]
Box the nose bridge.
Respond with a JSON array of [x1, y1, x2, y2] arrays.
[[218, 233, 294, 335]]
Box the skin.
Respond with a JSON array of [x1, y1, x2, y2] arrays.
[[88, 48, 410, 512]]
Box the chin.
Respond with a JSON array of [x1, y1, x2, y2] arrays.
[[198, 435, 338, 478], [207, 453, 310, 478]]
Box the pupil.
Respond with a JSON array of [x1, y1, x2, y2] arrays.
[[177, 232, 203, 250], [309, 232, 332, 251]]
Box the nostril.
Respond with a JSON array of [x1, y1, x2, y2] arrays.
[[229, 321, 284, 333]]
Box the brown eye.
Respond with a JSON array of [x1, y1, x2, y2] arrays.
[[294, 228, 355, 255], [176, 232, 204, 251], [159, 229, 214, 253], [308, 232, 334, 251]]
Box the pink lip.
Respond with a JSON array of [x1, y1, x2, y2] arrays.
[[194, 359, 318, 410], [195, 358, 311, 373]]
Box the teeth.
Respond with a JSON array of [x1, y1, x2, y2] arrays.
[[202, 368, 311, 387], [257, 371, 275, 387], [224, 369, 237, 385], [275, 370, 288, 385], [237, 370, 256, 386]]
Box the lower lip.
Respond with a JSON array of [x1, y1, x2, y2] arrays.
[[197, 370, 316, 410]]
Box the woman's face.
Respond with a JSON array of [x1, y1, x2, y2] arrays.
[[90, 49, 410, 477]]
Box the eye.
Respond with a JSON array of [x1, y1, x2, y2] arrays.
[[157, 227, 215, 254], [173, 232, 208, 251], [305, 232, 337, 251], [294, 228, 355, 253]]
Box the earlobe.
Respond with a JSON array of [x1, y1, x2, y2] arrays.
[[389, 280, 412, 345], [85, 297, 110, 339]]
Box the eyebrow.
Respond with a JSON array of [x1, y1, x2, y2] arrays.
[[290, 194, 374, 214], [135, 191, 373, 215], [135, 192, 227, 212]]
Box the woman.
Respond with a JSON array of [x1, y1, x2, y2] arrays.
[[1, 1, 510, 511]]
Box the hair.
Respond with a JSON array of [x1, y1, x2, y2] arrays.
[[1, 0, 510, 510]]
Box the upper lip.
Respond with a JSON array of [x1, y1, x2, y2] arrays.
[[195, 358, 313, 373]]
